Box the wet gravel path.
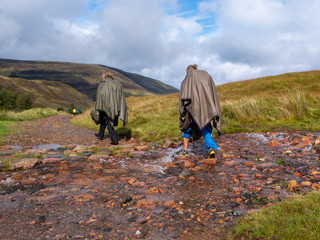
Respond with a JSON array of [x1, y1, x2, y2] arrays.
[[0, 115, 319, 239]]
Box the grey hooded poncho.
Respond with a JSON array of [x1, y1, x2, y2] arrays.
[[179, 68, 221, 140], [91, 78, 128, 126]]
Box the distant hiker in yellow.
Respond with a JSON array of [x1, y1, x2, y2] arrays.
[[179, 64, 222, 158], [90, 71, 128, 145]]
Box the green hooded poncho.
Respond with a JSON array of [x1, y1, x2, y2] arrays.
[[91, 78, 128, 126], [179, 68, 221, 140]]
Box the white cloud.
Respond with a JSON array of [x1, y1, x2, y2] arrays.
[[0, 0, 319, 88]]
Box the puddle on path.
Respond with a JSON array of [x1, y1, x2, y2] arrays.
[[32, 144, 62, 150]]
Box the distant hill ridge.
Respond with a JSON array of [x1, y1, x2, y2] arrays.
[[0, 58, 178, 109]]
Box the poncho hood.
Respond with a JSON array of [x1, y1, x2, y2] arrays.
[[179, 68, 221, 134], [91, 78, 128, 126]]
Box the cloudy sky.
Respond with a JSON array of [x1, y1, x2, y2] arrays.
[[1, 0, 319, 88]]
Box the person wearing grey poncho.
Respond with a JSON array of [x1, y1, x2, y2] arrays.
[[90, 71, 128, 144], [179, 64, 222, 158]]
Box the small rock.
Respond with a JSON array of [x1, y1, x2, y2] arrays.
[[256, 163, 279, 171], [238, 174, 248, 179], [136, 145, 149, 151], [43, 154, 64, 158], [233, 210, 245, 216], [88, 154, 110, 161], [150, 142, 160, 150], [287, 180, 298, 191], [166, 163, 176, 168], [255, 174, 263, 179], [73, 146, 91, 152], [146, 187, 161, 194], [199, 159, 216, 165], [301, 181, 312, 187], [311, 183, 320, 190], [310, 170, 320, 175], [136, 199, 157, 208], [165, 167, 183, 175], [268, 138, 281, 147], [163, 139, 175, 148], [183, 160, 195, 168], [42, 158, 61, 164], [222, 154, 235, 158], [243, 162, 254, 167], [136, 230, 142, 236], [9, 158, 41, 170], [120, 195, 132, 204]]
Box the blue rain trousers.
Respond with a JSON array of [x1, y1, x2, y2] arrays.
[[182, 123, 217, 150]]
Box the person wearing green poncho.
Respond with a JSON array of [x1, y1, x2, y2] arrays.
[[91, 71, 128, 144]]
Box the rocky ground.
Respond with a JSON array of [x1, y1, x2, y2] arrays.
[[0, 115, 320, 240]]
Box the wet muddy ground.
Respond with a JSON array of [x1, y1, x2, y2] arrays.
[[0, 115, 319, 239]]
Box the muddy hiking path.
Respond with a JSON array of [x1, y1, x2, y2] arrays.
[[0, 115, 320, 240]]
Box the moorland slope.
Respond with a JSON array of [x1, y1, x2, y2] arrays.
[[0, 58, 178, 109]]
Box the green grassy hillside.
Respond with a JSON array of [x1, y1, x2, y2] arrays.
[[0, 59, 178, 100], [0, 75, 93, 110], [217, 70, 320, 101], [71, 70, 320, 142]]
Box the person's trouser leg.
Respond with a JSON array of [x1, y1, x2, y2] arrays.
[[201, 123, 217, 151], [105, 117, 118, 143], [98, 112, 107, 138], [182, 123, 193, 150]]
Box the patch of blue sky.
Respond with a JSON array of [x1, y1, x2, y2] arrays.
[[197, 19, 218, 35], [87, 0, 109, 11], [177, 0, 218, 35], [77, 0, 108, 25]]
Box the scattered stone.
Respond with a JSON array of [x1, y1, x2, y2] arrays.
[[163, 139, 175, 148], [146, 187, 161, 194], [301, 181, 312, 187], [312, 184, 320, 190], [225, 160, 239, 166], [88, 154, 110, 161], [150, 142, 160, 150], [120, 195, 132, 204], [73, 146, 91, 152], [136, 145, 149, 151], [42, 158, 61, 164], [166, 166, 183, 175], [136, 199, 157, 208], [81, 151, 94, 157], [309, 170, 320, 175], [199, 159, 216, 166], [9, 158, 41, 170], [43, 154, 64, 158], [183, 160, 195, 168], [73, 194, 95, 203], [268, 138, 281, 147], [256, 163, 279, 171], [222, 154, 235, 158], [287, 180, 298, 191]]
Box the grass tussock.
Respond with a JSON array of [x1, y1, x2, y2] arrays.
[[223, 90, 318, 122], [230, 191, 320, 240]]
